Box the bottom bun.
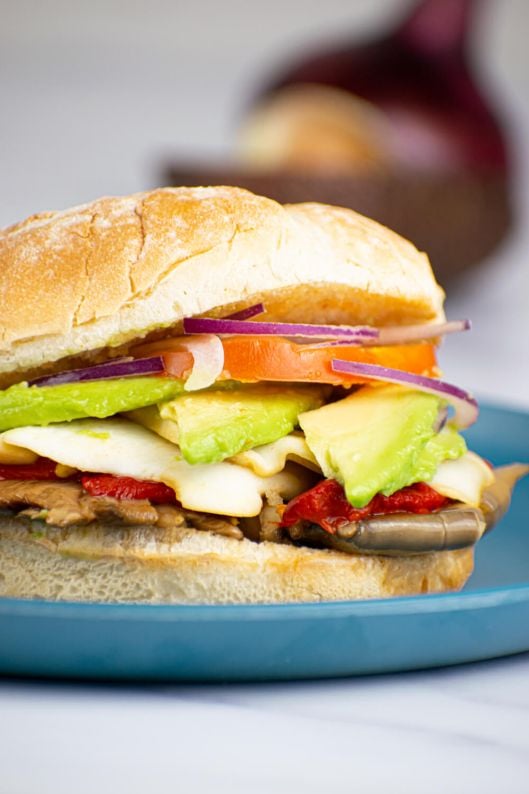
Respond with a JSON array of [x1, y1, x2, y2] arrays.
[[0, 518, 474, 603]]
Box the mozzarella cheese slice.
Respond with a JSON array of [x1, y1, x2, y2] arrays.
[[427, 451, 494, 507], [0, 419, 314, 517], [230, 433, 320, 477]]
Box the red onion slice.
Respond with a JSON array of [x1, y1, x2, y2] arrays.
[[183, 315, 470, 346], [183, 317, 378, 342], [374, 319, 471, 346], [331, 359, 479, 429], [302, 320, 470, 348], [174, 334, 225, 391], [30, 356, 166, 387], [223, 303, 265, 321]]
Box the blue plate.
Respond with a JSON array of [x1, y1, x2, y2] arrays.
[[1, 402, 528, 682]]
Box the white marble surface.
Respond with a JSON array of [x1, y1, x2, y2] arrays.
[[2, 654, 529, 793], [1, 3, 529, 791]]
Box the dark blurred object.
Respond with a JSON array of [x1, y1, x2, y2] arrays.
[[244, 0, 509, 175], [164, 0, 512, 283]]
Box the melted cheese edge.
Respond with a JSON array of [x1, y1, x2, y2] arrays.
[[230, 433, 320, 476], [426, 451, 494, 507]]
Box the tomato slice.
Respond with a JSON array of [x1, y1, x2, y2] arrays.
[[221, 336, 437, 384], [153, 336, 437, 386], [280, 478, 450, 534]]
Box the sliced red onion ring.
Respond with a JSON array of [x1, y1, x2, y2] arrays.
[[374, 319, 471, 346], [223, 303, 265, 321], [183, 316, 470, 346], [173, 334, 224, 391], [183, 317, 378, 341], [30, 356, 165, 387], [302, 319, 471, 348], [331, 359, 479, 428]]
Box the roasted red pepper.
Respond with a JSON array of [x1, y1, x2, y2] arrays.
[[280, 478, 450, 534], [81, 474, 176, 504], [0, 458, 67, 481]]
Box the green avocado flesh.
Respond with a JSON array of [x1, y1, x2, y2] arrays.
[[299, 385, 466, 508], [130, 384, 325, 464], [0, 378, 185, 431], [410, 425, 466, 487]]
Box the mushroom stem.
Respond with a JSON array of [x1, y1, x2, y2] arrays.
[[481, 463, 529, 534]]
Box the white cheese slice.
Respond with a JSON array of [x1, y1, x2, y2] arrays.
[[0, 419, 313, 517], [427, 451, 494, 507], [230, 433, 320, 477]]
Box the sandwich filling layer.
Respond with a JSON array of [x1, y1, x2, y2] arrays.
[[0, 324, 495, 555]]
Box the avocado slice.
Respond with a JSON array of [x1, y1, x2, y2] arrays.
[[0, 377, 185, 431], [411, 424, 466, 486], [129, 384, 325, 464], [299, 385, 466, 508]]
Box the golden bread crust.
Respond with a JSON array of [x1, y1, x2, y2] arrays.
[[0, 520, 473, 604], [0, 186, 444, 384]]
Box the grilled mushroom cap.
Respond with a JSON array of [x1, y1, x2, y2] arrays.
[[287, 464, 529, 556]]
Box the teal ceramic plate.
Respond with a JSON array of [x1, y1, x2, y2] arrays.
[[1, 403, 528, 682]]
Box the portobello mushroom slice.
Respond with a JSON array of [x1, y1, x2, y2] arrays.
[[287, 464, 529, 556]]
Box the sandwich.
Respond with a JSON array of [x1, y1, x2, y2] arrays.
[[0, 186, 525, 603]]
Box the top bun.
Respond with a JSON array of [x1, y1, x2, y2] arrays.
[[0, 186, 444, 385]]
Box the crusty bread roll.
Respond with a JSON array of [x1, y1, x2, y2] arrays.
[[238, 83, 393, 173], [0, 519, 473, 603], [0, 186, 444, 386], [0, 187, 458, 604]]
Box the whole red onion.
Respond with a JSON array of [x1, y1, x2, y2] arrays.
[[165, 0, 512, 282], [257, 0, 509, 174]]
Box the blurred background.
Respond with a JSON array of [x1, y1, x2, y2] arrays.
[[1, 0, 528, 408]]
